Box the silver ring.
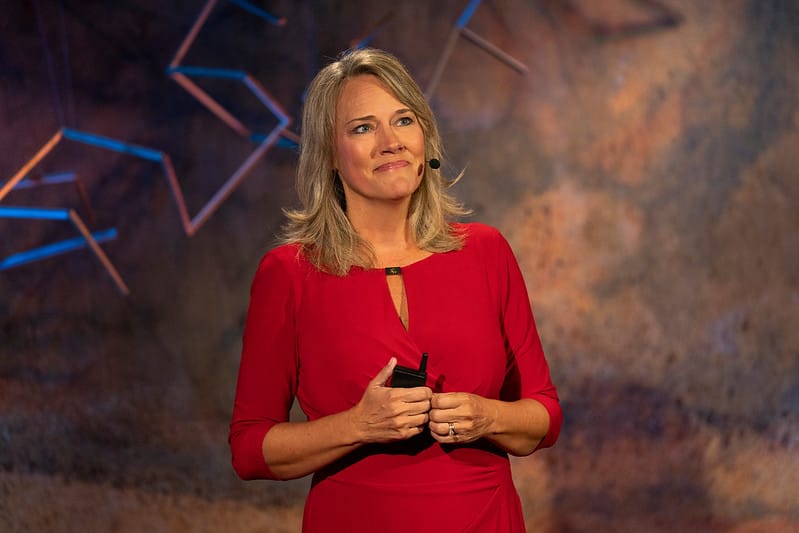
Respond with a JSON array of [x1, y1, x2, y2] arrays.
[[448, 422, 456, 437]]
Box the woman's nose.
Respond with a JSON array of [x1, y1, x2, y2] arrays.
[[384, 141, 404, 152], [378, 128, 404, 153]]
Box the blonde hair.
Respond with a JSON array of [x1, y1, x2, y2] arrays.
[[282, 48, 469, 275]]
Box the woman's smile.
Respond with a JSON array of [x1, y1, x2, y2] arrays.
[[374, 160, 411, 172]]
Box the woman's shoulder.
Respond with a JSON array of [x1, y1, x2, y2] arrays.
[[450, 222, 516, 266], [256, 242, 309, 277], [264, 241, 303, 260], [453, 222, 507, 247]]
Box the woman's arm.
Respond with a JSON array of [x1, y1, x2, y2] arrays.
[[428, 394, 549, 456], [262, 358, 432, 480], [424, 226, 562, 455]]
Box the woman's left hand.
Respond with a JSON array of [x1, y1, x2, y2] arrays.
[[428, 392, 496, 444]]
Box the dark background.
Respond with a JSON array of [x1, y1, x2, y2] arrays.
[[1, 1, 798, 531]]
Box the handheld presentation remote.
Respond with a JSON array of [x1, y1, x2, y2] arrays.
[[390, 352, 428, 388]]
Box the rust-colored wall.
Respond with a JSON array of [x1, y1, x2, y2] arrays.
[[1, 1, 797, 531]]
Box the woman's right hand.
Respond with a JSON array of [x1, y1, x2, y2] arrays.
[[349, 357, 432, 443]]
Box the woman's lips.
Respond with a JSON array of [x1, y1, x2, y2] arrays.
[[374, 160, 410, 172]]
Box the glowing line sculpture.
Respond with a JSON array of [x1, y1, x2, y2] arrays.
[[1, 0, 293, 295], [425, 0, 528, 98], [166, 0, 298, 148], [0, 205, 127, 294], [11, 171, 95, 224], [1, 126, 285, 240]]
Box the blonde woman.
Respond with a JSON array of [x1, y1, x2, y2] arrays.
[[229, 48, 561, 532]]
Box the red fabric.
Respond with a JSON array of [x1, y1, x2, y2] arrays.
[[229, 223, 562, 531]]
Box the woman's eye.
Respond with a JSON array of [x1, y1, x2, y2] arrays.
[[352, 124, 372, 134], [397, 116, 414, 126]]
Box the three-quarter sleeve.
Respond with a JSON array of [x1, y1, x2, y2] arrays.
[[490, 227, 563, 450], [229, 248, 300, 480]]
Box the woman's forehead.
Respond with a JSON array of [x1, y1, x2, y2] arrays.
[[336, 75, 405, 120]]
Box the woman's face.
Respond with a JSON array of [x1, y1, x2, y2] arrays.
[[333, 74, 425, 212]]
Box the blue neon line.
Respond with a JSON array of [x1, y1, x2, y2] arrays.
[[62, 128, 163, 162], [0, 228, 118, 270], [168, 66, 246, 80], [41, 172, 77, 183], [276, 135, 299, 150], [242, 81, 289, 124], [0, 206, 70, 220], [227, 0, 284, 25], [14, 172, 77, 190], [252, 130, 299, 148], [456, 0, 481, 28], [351, 34, 375, 50]]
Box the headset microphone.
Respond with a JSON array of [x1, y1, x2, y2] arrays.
[[428, 158, 441, 169]]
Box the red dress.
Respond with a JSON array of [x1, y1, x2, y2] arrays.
[[229, 223, 562, 532]]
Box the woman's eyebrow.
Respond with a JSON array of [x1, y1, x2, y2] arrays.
[[345, 114, 376, 125], [344, 108, 414, 125]]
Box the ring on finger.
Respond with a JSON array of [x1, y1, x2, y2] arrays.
[[448, 422, 456, 437]]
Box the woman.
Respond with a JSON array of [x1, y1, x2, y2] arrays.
[[229, 48, 562, 532]]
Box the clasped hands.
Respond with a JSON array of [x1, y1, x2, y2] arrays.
[[351, 357, 495, 445]]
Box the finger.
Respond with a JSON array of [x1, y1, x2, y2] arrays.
[[428, 421, 467, 443], [406, 412, 429, 427], [431, 392, 467, 409], [430, 406, 468, 423], [369, 357, 397, 387], [429, 426, 458, 443], [430, 392, 455, 409], [428, 421, 449, 437], [428, 409, 449, 423], [395, 386, 433, 402], [401, 400, 432, 417]]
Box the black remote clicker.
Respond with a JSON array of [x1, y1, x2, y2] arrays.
[[389, 353, 428, 388]]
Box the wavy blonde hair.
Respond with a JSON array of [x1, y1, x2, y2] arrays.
[[282, 48, 469, 275]]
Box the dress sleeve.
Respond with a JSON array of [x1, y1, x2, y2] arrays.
[[229, 249, 299, 480], [491, 228, 563, 451]]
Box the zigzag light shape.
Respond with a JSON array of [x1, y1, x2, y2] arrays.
[[166, 0, 299, 147], [425, 0, 529, 98], [0, 204, 127, 294], [1, 126, 283, 239], [0, 1, 293, 294], [0, 170, 127, 292]]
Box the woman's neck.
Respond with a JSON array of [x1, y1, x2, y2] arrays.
[[347, 199, 409, 242], [345, 201, 424, 267]]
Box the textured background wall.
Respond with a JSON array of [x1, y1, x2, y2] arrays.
[[1, 1, 797, 531]]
